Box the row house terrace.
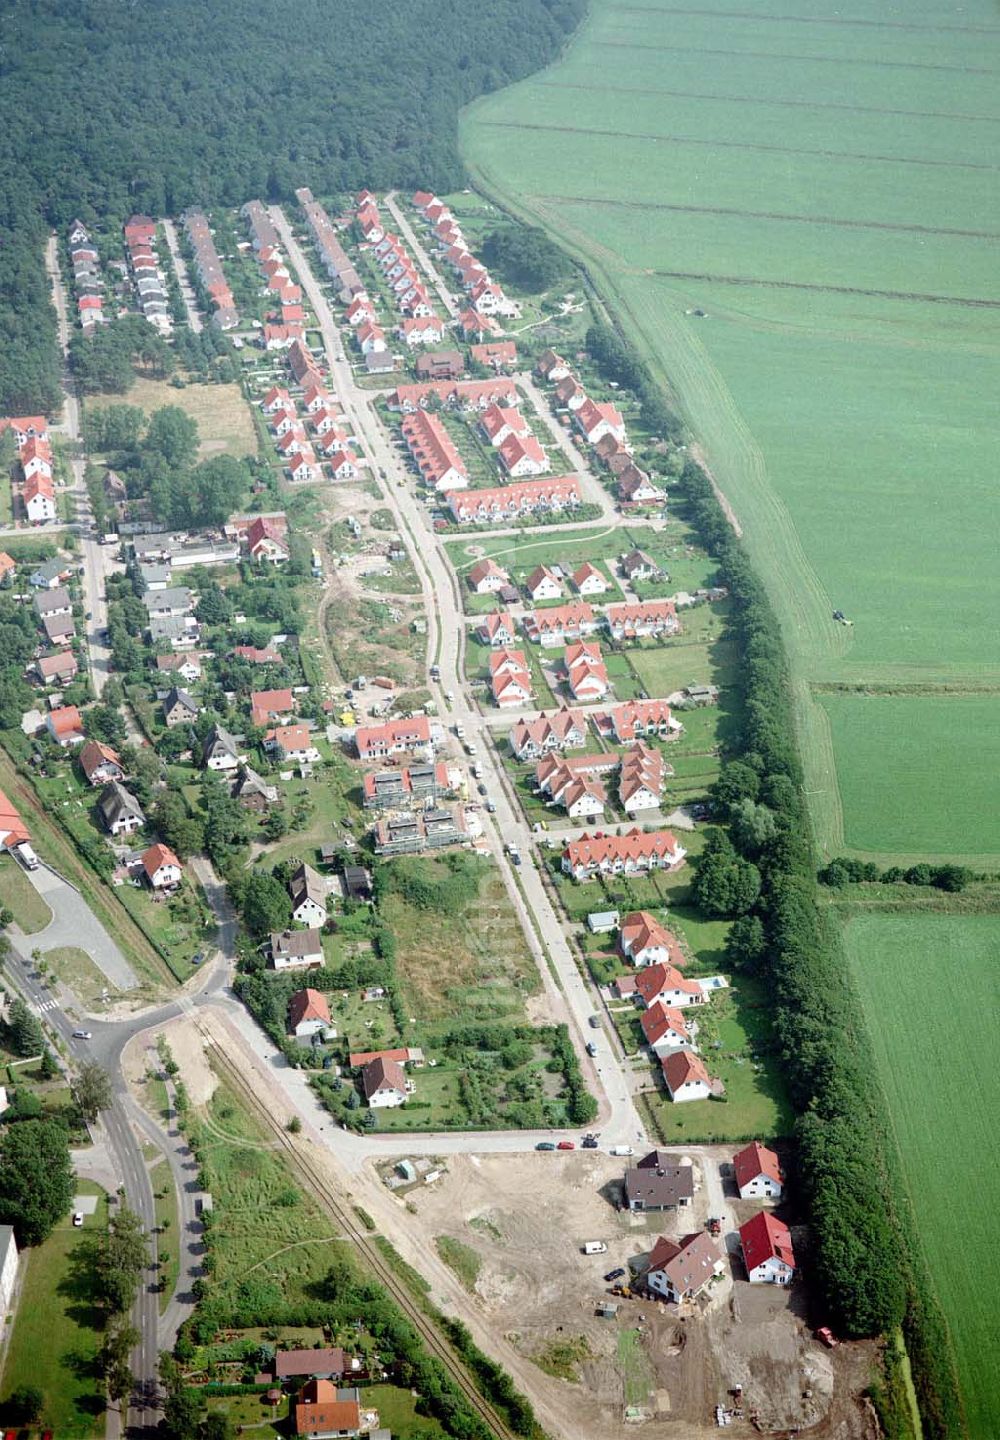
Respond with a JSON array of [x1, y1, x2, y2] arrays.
[[400, 412, 468, 492], [388, 378, 518, 414], [412, 190, 520, 318], [182, 209, 238, 329], [446, 475, 582, 526], [296, 187, 364, 301], [561, 827, 687, 881]]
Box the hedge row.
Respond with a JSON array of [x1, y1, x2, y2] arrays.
[[678, 458, 965, 1437]]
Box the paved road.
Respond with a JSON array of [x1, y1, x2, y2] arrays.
[[6, 940, 162, 1436], [384, 191, 460, 320], [161, 219, 203, 333], [270, 206, 646, 1151], [45, 235, 114, 696], [24, 862, 138, 989]]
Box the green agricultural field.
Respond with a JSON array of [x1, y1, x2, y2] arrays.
[[820, 694, 1000, 863], [461, 0, 1000, 853], [846, 914, 1000, 1437]]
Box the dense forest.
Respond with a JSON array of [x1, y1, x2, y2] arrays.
[[0, 0, 586, 412]]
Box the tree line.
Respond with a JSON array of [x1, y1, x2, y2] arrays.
[[678, 455, 966, 1437]]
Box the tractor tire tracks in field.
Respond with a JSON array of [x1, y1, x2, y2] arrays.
[[597, 38, 1000, 76], [538, 79, 1000, 127], [544, 192, 1000, 243], [613, 5, 1000, 37], [479, 118, 998, 172]]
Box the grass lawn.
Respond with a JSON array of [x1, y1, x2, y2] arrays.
[[0, 853, 52, 932], [380, 858, 540, 1024], [1, 1180, 108, 1436], [88, 377, 257, 459], [434, 1235, 482, 1293], [845, 913, 1000, 1438], [617, 1327, 656, 1409], [628, 633, 738, 700], [192, 1078, 341, 1307], [819, 694, 1000, 862], [642, 979, 793, 1145], [363, 1383, 447, 1439], [149, 1157, 180, 1315], [44, 946, 120, 1007]]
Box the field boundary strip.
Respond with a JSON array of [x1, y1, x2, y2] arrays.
[[543, 192, 1000, 242], [613, 4, 1000, 35], [478, 119, 998, 172], [538, 78, 1000, 126], [596, 38, 1000, 75]]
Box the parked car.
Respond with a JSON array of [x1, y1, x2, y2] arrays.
[[586, 1041, 598, 1057], [816, 1327, 839, 1348], [604, 1267, 626, 1282], [72, 1029, 92, 1040], [72, 1212, 84, 1228], [588, 1014, 601, 1029], [557, 1140, 575, 1151], [485, 800, 497, 813], [581, 1135, 599, 1149], [535, 1141, 556, 1152]]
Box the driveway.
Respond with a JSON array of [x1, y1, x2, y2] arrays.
[[26, 864, 139, 990]]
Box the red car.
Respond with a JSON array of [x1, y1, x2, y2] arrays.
[[557, 1140, 576, 1151], [816, 1327, 839, 1348]]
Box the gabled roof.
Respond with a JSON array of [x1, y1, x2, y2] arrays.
[[0, 790, 30, 848], [620, 910, 683, 964], [733, 1140, 783, 1192], [361, 1054, 407, 1098], [142, 842, 181, 880], [79, 739, 121, 781], [48, 705, 83, 738], [98, 780, 144, 826], [640, 1001, 690, 1047], [647, 1231, 722, 1294], [740, 1211, 796, 1272], [662, 1049, 710, 1092], [635, 962, 701, 1005], [288, 987, 331, 1030]]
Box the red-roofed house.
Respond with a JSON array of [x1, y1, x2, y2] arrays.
[[266, 723, 320, 764], [562, 828, 686, 882], [635, 962, 703, 1010], [522, 601, 597, 649], [640, 1001, 692, 1055], [401, 412, 467, 492], [646, 1232, 724, 1302], [572, 562, 608, 596], [477, 611, 517, 648], [0, 552, 15, 585], [288, 988, 334, 1040], [661, 1049, 713, 1102], [525, 565, 562, 603], [620, 911, 685, 970], [480, 404, 529, 448], [509, 708, 587, 761], [467, 557, 509, 594], [604, 600, 680, 643], [600, 700, 683, 745], [361, 1055, 409, 1109], [733, 1141, 784, 1201], [24, 472, 57, 523], [536, 349, 571, 383], [246, 516, 290, 564], [619, 742, 666, 814], [46, 705, 85, 746], [575, 398, 627, 447], [355, 715, 431, 761], [0, 790, 30, 850], [554, 375, 587, 411], [563, 641, 610, 702], [740, 1212, 795, 1285], [142, 843, 182, 891], [499, 432, 550, 477], [471, 340, 517, 371], [20, 438, 53, 482], [489, 650, 533, 709], [251, 689, 295, 728], [398, 316, 445, 347], [294, 1379, 363, 1439]]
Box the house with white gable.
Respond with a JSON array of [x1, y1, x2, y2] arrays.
[[733, 1141, 784, 1201], [661, 1049, 714, 1103], [740, 1212, 796, 1285], [525, 566, 562, 602]]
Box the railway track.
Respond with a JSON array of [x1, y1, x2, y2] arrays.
[[201, 1036, 522, 1440]]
